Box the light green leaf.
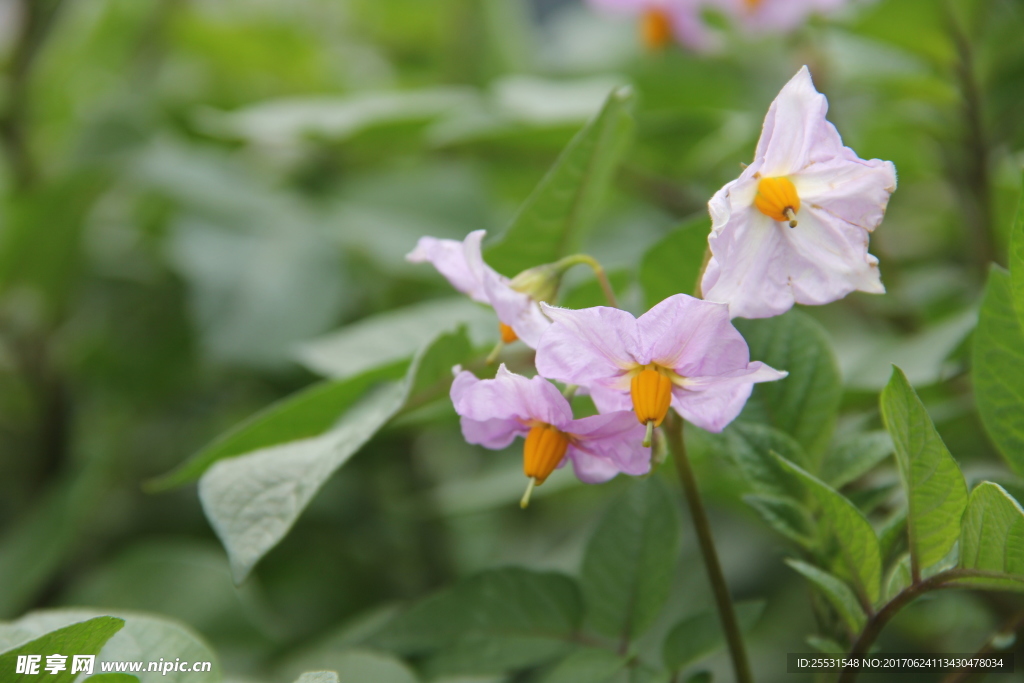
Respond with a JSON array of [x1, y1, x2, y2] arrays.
[[880, 366, 967, 575], [485, 87, 634, 276], [580, 478, 680, 642], [0, 609, 219, 683], [975, 266, 1024, 476], [774, 456, 881, 605], [630, 663, 672, 683], [295, 298, 495, 379], [661, 602, 763, 672], [1008, 170, 1024, 320], [960, 483, 1024, 575], [199, 329, 472, 582], [735, 311, 842, 459], [371, 568, 582, 674], [294, 673, 340, 683], [542, 649, 627, 683], [148, 362, 406, 491], [885, 554, 913, 602], [820, 432, 893, 489], [639, 217, 710, 308], [0, 617, 124, 683], [786, 560, 867, 634], [719, 422, 808, 499], [743, 494, 815, 549]]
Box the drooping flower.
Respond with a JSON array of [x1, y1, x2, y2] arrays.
[[586, 0, 715, 52], [535, 294, 785, 437], [406, 230, 551, 347], [701, 66, 897, 320], [450, 365, 651, 504], [714, 0, 848, 34]]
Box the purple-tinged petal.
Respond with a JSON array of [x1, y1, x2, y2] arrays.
[[535, 304, 642, 386], [406, 231, 489, 303], [483, 273, 551, 348], [796, 155, 897, 233], [590, 384, 633, 414], [450, 365, 573, 429], [756, 67, 844, 177], [460, 416, 525, 449], [567, 447, 624, 484], [671, 362, 787, 432], [569, 411, 651, 477], [636, 295, 749, 377], [702, 194, 796, 319]]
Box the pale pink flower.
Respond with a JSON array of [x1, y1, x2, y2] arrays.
[[586, 0, 716, 51], [534, 294, 785, 433], [406, 230, 550, 347], [714, 0, 849, 33], [701, 66, 897, 320], [450, 365, 651, 487]]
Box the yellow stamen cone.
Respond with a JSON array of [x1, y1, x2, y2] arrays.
[[641, 8, 673, 50], [754, 176, 801, 227], [522, 424, 570, 486], [631, 367, 673, 428]]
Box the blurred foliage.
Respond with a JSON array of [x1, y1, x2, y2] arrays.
[[0, 0, 1023, 681]]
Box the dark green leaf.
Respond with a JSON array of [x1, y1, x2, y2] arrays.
[[639, 216, 710, 308], [960, 482, 1024, 575], [719, 422, 808, 499], [581, 477, 680, 642], [820, 432, 894, 489], [1007, 170, 1024, 319], [786, 560, 866, 634], [735, 311, 842, 460], [974, 266, 1024, 475], [542, 648, 627, 683], [199, 328, 473, 582], [372, 567, 582, 674], [661, 602, 763, 671], [486, 88, 634, 276], [774, 455, 881, 605], [743, 494, 815, 549], [880, 366, 967, 575]]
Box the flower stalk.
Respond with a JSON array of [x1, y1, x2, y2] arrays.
[[664, 412, 754, 683]]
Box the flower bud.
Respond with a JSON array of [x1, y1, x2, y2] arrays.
[[508, 264, 562, 304]]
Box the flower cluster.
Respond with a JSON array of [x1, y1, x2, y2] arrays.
[[588, 0, 850, 51], [408, 67, 895, 504]]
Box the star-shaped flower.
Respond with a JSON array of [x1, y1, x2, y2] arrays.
[[406, 230, 551, 347], [535, 294, 786, 435], [586, 0, 715, 51], [700, 66, 897, 320], [451, 366, 651, 503]]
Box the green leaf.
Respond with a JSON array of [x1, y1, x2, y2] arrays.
[[735, 311, 842, 460], [785, 560, 867, 634], [661, 602, 763, 672], [542, 648, 627, 683], [199, 328, 472, 582], [719, 422, 808, 499], [630, 663, 672, 683], [295, 297, 495, 379], [580, 477, 680, 642], [0, 617, 124, 683], [743, 494, 815, 549], [294, 673, 340, 683], [0, 609, 218, 683], [820, 432, 894, 489], [974, 266, 1024, 476], [885, 554, 913, 602], [147, 362, 406, 491], [371, 567, 582, 673], [774, 455, 881, 605], [880, 366, 968, 576], [1008, 170, 1024, 319], [960, 482, 1024, 576], [639, 216, 710, 308], [485, 87, 634, 276]]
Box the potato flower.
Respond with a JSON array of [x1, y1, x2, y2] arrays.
[[701, 66, 897, 319], [451, 365, 651, 506], [535, 294, 785, 443], [406, 230, 551, 348], [715, 0, 848, 33], [586, 0, 714, 51]]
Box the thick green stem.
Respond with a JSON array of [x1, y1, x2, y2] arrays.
[[664, 412, 753, 683]]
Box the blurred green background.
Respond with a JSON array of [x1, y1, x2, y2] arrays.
[[1, 0, 1023, 681]]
